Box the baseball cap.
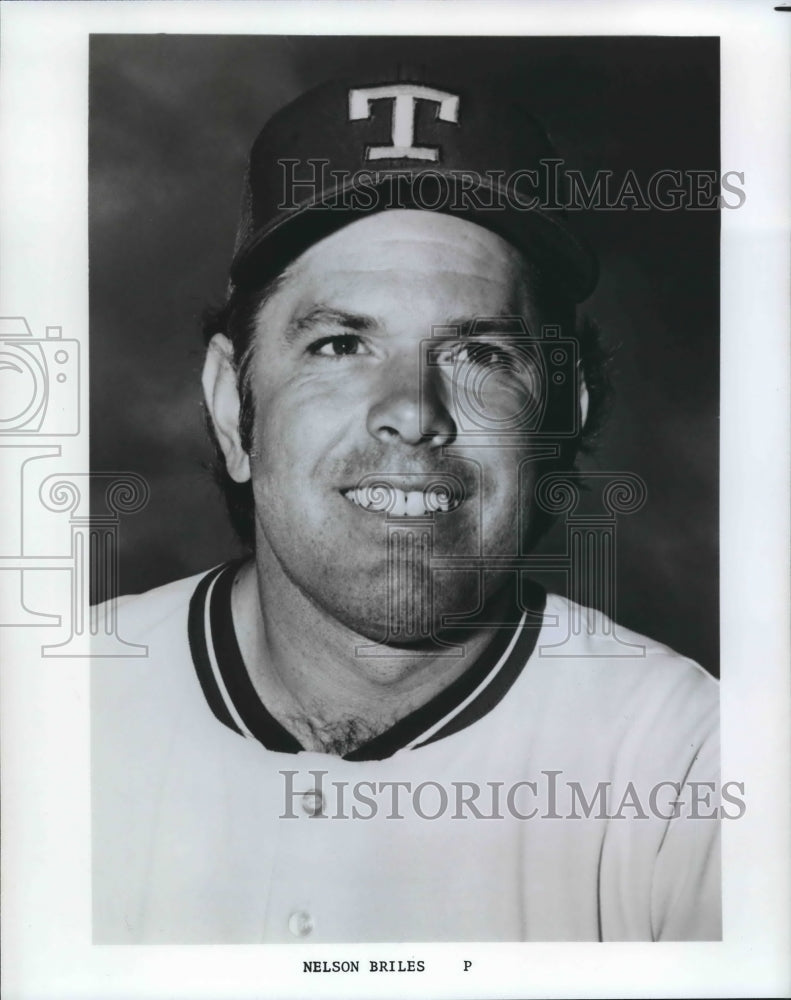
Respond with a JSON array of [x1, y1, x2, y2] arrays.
[[229, 73, 598, 302]]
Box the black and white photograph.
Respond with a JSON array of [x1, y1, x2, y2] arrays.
[[1, 2, 789, 998], [90, 33, 723, 945]]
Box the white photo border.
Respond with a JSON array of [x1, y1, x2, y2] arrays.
[[1, 1, 789, 998]]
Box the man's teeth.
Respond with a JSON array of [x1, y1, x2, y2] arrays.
[[342, 486, 457, 515]]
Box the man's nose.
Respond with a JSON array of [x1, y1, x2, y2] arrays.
[[366, 358, 456, 448]]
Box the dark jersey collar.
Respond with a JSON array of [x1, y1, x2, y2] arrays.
[[187, 561, 545, 761]]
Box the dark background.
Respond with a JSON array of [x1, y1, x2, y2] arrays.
[[90, 35, 719, 674]]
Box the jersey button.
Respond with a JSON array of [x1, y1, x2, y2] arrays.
[[288, 910, 314, 937], [300, 789, 325, 816]]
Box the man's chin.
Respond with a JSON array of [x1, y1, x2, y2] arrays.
[[317, 574, 488, 650]]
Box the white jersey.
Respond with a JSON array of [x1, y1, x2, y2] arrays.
[[92, 561, 720, 943]]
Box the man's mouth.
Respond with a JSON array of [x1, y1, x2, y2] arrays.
[[341, 483, 462, 517]]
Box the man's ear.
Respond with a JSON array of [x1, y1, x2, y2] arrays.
[[578, 366, 590, 431], [202, 334, 251, 483]]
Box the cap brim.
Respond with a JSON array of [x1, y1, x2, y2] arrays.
[[230, 174, 598, 303]]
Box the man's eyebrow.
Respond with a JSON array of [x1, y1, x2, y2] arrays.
[[441, 314, 529, 337], [284, 307, 377, 344]]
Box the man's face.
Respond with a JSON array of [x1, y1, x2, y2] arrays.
[[243, 209, 551, 643]]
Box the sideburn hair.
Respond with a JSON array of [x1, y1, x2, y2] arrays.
[[202, 273, 288, 549]]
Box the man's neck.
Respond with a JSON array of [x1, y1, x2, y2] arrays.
[[229, 557, 515, 756]]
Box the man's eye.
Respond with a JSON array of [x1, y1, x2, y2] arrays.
[[443, 341, 509, 368], [309, 335, 368, 358]]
